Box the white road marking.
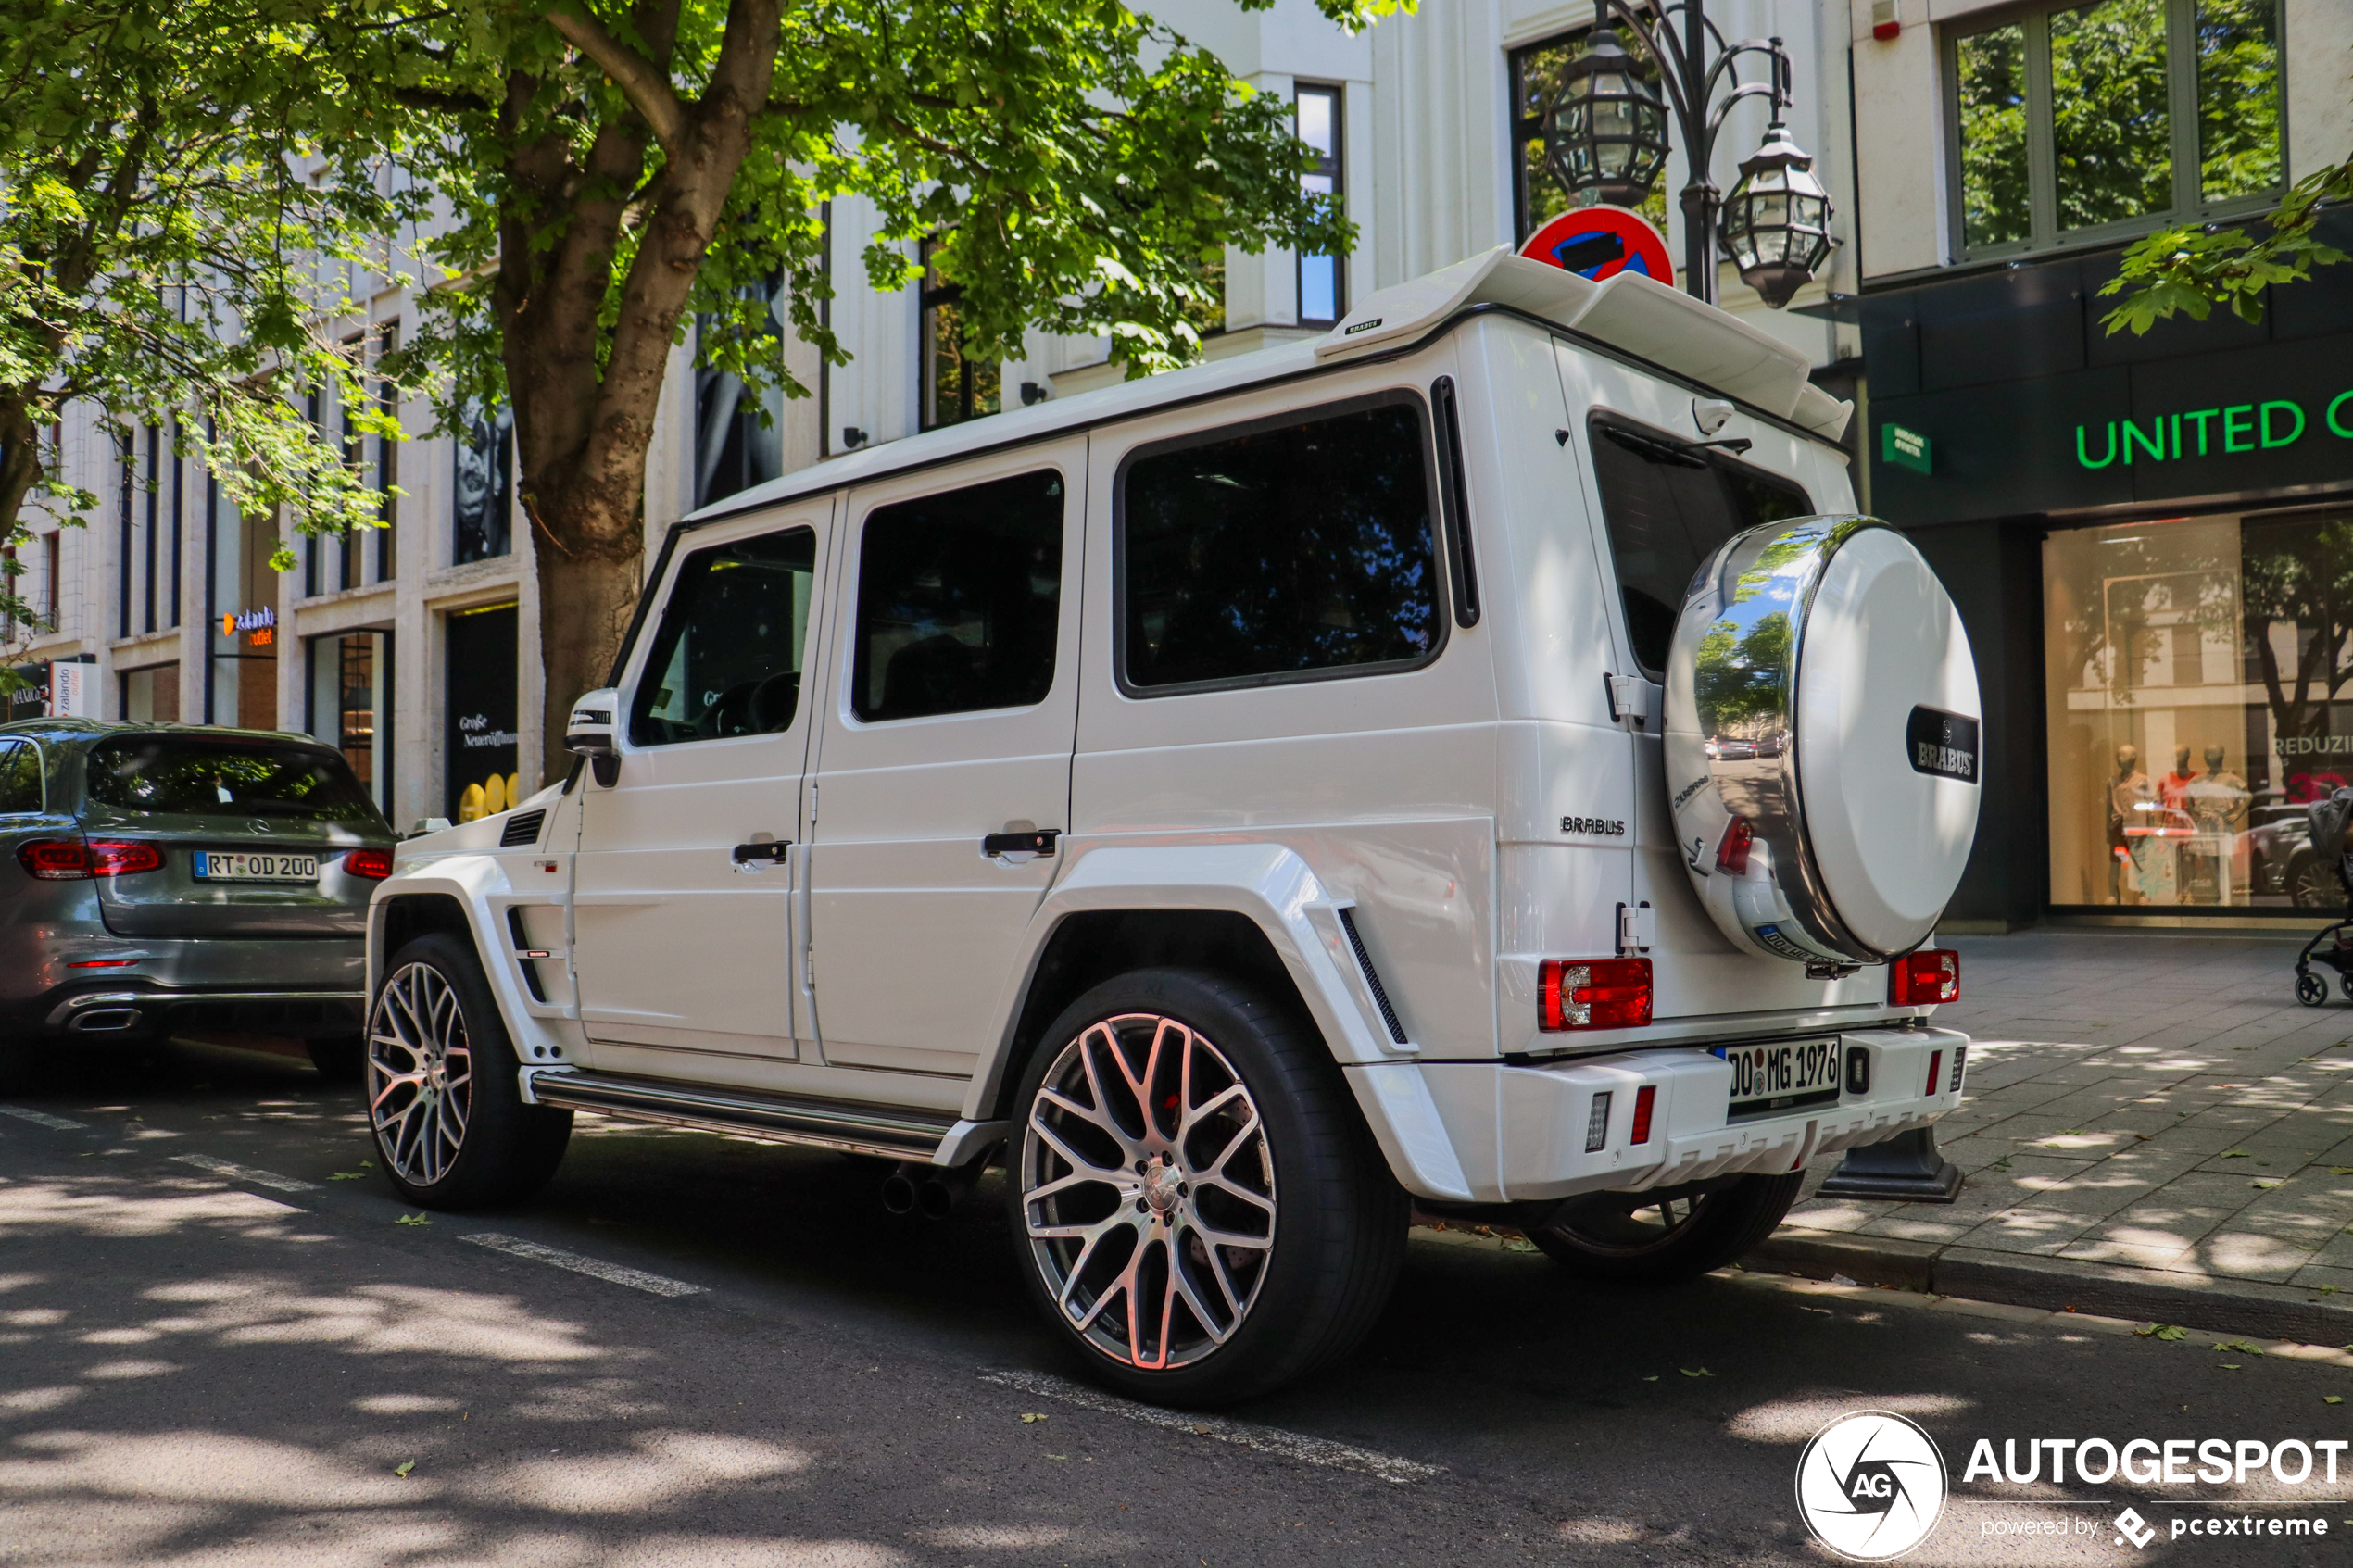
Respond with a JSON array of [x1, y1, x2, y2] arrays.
[[460, 1232, 708, 1298], [169, 1153, 321, 1192], [979, 1368, 1443, 1484], [0, 1106, 88, 1131]]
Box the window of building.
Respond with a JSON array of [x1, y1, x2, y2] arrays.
[[3, 546, 17, 641], [373, 324, 399, 583], [119, 663, 181, 723], [1296, 84, 1346, 326], [852, 470, 1062, 721], [1585, 415, 1814, 677], [1509, 30, 1672, 244], [444, 602, 519, 821], [631, 527, 816, 746], [695, 279, 787, 508], [1949, 0, 2283, 258], [44, 531, 59, 628], [452, 401, 513, 565], [1120, 395, 1444, 694], [309, 630, 392, 811], [207, 472, 280, 729], [920, 236, 1000, 431]]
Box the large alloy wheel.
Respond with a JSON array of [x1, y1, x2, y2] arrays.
[[370, 962, 474, 1187], [366, 931, 570, 1210], [1008, 967, 1406, 1407], [1529, 1172, 1804, 1283], [1021, 1012, 1277, 1371]]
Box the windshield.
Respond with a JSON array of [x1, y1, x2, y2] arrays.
[[84, 735, 387, 826]]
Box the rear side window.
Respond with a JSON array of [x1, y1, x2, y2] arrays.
[[852, 470, 1063, 721], [0, 740, 41, 813], [1121, 395, 1443, 692], [1588, 415, 1813, 677], [84, 736, 384, 825], [631, 527, 817, 746]]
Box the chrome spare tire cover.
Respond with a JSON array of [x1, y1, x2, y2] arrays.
[[1663, 515, 1981, 966]]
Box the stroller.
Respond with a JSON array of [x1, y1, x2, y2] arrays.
[[2295, 788, 2353, 1006]]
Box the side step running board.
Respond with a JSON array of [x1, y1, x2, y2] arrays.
[[524, 1070, 997, 1164]]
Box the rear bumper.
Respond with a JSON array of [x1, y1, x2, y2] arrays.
[[1, 929, 364, 1041], [42, 985, 366, 1039], [1345, 1025, 1969, 1203]]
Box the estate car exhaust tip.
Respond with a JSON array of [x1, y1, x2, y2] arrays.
[[879, 1163, 922, 1216], [69, 1008, 143, 1033]]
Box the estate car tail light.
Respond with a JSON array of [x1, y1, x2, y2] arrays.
[[1887, 948, 1959, 1006], [1540, 958, 1653, 1031], [1629, 1085, 1658, 1144], [19, 839, 90, 880], [344, 848, 395, 881], [87, 841, 163, 876]]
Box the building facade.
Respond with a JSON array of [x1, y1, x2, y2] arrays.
[[4, 0, 1864, 836]]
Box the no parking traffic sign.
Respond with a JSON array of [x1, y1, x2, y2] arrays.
[[1519, 205, 1675, 288]]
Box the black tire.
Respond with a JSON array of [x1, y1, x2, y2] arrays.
[[2297, 971, 2329, 1007], [1529, 1171, 1805, 1284], [367, 932, 571, 1210], [1005, 967, 1408, 1407], [308, 1035, 367, 1083]]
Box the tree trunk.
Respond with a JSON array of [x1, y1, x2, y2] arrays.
[[531, 515, 646, 787]]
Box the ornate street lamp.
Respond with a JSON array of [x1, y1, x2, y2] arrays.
[[1542, 2, 1834, 308]]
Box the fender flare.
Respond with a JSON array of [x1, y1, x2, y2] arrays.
[[368, 859, 579, 1065]]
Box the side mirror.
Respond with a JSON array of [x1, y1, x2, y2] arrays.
[[566, 687, 622, 787]]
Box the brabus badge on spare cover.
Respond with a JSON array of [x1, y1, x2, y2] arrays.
[[1905, 707, 1978, 784]]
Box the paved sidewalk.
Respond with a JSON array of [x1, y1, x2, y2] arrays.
[[1755, 928, 2353, 1339]]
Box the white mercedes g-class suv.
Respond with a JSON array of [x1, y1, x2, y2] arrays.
[[367, 247, 1980, 1404]]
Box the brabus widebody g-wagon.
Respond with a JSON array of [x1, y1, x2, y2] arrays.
[[366, 247, 1982, 1404]]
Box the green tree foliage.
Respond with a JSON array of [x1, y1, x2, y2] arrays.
[[2050, 0, 2173, 230], [0, 2, 410, 687], [1955, 25, 2029, 249], [325, 0, 1401, 783], [2100, 156, 2353, 334]]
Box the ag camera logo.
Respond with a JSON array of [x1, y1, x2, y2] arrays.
[[1795, 1411, 1948, 1560]]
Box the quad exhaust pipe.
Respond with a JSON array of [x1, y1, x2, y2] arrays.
[[879, 1160, 977, 1220]]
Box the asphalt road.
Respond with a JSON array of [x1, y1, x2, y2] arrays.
[[3, 1036, 2349, 1567]]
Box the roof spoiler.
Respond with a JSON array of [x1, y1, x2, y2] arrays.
[[1315, 245, 1853, 441]]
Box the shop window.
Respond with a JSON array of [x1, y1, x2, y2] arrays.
[[1949, 0, 2283, 259], [310, 630, 392, 811], [2045, 508, 2353, 912], [631, 527, 816, 746], [120, 663, 181, 723], [444, 601, 519, 822], [695, 278, 788, 508], [853, 470, 1060, 720], [453, 401, 514, 564], [1121, 396, 1442, 693], [1508, 31, 1671, 244], [207, 472, 280, 730], [920, 236, 1000, 432], [1296, 84, 1346, 326]]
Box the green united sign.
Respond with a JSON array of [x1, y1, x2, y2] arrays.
[[2074, 391, 2353, 469]]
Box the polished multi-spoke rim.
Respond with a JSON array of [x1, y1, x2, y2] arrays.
[[1020, 1012, 1277, 1371], [367, 962, 473, 1187]]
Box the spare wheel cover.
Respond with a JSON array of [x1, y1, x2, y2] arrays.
[[1663, 516, 1982, 965]]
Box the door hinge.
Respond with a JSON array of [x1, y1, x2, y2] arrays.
[[1606, 673, 1650, 727], [1617, 900, 1655, 954]]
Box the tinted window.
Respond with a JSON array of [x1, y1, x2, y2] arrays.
[[1122, 398, 1442, 691], [852, 470, 1063, 721], [631, 528, 817, 746], [0, 740, 40, 813], [1587, 417, 1813, 676], [85, 736, 384, 824]]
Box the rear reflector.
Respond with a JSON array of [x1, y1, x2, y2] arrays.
[[344, 847, 395, 880], [1716, 816, 1755, 875], [1539, 958, 1653, 1031], [1584, 1091, 1613, 1152], [68, 958, 138, 968], [1924, 1049, 1944, 1097], [1629, 1085, 1657, 1144], [1888, 948, 1959, 1005]]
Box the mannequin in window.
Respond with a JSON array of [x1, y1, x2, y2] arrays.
[[2182, 746, 2248, 903], [2108, 744, 2150, 905], [2158, 745, 2196, 811]]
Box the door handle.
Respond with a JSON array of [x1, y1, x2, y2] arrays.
[[731, 839, 792, 864], [981, 828, 1061, 859]]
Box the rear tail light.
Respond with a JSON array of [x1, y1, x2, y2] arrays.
[[344, 847, 395, 880], [1629, 1085, 1657, 1144], [1716, 817, 1755, 875], [15, 839, 162, 879], [1888, 948, 1959, 1005], [1924, 1049, 1944, 1097], [1539, 958, 1653, 1031]]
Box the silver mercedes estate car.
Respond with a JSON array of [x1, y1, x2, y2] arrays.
[[0, 720, 396, 1075]]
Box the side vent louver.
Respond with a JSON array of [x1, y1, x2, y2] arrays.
[[499, 809, 546, 848], [1336, 907, 1409, 1046]]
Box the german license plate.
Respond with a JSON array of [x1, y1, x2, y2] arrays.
[[192, 850, 319, 883], [1724, 1037, 1843, 1118]]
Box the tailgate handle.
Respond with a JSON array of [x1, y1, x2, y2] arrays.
[[982, 828, 1061, 859]]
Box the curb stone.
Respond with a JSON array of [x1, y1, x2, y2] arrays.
[[1744, 1233, 2353, 1346]]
